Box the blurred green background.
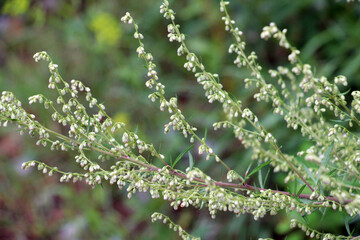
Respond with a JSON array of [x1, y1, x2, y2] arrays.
[[0, 0, 360, 239]]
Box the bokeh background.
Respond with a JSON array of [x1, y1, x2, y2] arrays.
[[1, 0, 360, 239]]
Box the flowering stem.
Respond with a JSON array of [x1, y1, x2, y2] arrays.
[[8, 113, 344, 205]]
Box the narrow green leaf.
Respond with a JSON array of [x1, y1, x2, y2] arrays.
[[302, 215, 310, 225], [247, 160, 272, 179], [172, 144, 194, 168], [258, 168, 263, 189], [322, 141, 334, 166], [253, 183, 259, 193], [316, 141, 334, 186], [228, 92, 238, 103], [188, 152, 194, 171], [294, 179, 298, 195], [245, 160, 254, 178], [86, 116, 91, 135], [263, 168, 271, 186], [204, 128, 208, 140], [169, 156, 173, 167], [287, 186, 293, 199], [329, 169, 337, 177], [297, 184, 307, 196], [301, 164, 316, 186], [134, 125, 139, 134], [339, 88, 351, 96], [330, 118, 351, 123], [319, 208, 327, 224], [199, 192, 207, 210], [318, 181, 324, 195], [343, 214, 351, 236]]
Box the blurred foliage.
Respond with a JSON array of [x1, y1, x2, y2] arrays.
[[0, 0, 360, 239], [89, 12, 122, 47], [2, 0, 30, 16]]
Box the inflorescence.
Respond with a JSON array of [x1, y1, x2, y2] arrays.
[[1, 1, 359, 239]]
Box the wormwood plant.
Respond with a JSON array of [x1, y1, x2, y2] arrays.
[[1, 1, 360, 239]]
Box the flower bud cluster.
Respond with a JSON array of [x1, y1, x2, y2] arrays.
[[290, 219, 353, 240], [151, 212, 200, 240], [33, 51, 49, 62], [121, 10, 231, 175], [167, 24, 185, 43], [351, 91, 360, 114], [160, 0, 175, 20]]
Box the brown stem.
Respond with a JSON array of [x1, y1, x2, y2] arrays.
[[114, 152, 351, 204], [6, 118, 353, 205]]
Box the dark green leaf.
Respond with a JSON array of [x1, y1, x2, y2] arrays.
[[318, 181, 324, 195], [329, 169, 337, 177], [253, 183, 259, 193], [343, 214, 351, 236], [247, 160, 272, 179], [319, 208, 327, 224], [245, 160, 254, 178], [302, 215, 310, 225], [297, 184, 307, 196], [258, 168, 263, 188], [199, 192, 207, 210], [316, 141, 334, 187], [172, 144, 194, 168], [228, 92, 238, 103], [330, 119, 351, 123], [86, 116, 91, 135], [339, 88, 351, 96], [134, 125, 139, 134], [263, 168, 271, 187], [301, 164, 316, 186], [188, 152, 194, 171], [322, 141, 334, 167]]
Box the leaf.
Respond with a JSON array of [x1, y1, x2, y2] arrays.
[[321, 141, 334, 167], [329, 169, 337, 177], [228, 92, 238, 103], [171, 144, 194, 168], [297, 184, 307, 196], [287, 186, 293, 199], [245, 160, 254, 178], [188, 152, 194, 171], [263, 168, 271, 187], [199, 193, 207, 210], [343, 213, 351, 236], [301, 164, 316, 185], [253, 183, 259, 193], [246, 160, 272, 179], [302, 215, 310, 225], [316, 141, 334, 188], [169, 156, 173, 166], [258, 167, 263, 188], [330, 118, 351, 123], [198, 189, 207, 210], [289, 183, 306, 203], [204, 128, 208, 140], [339, 88, 351, 96], [86, 116, 91, 135], [319, 207, 327, 224], [134, 125, 139, 134], [318, 181, 324, 195]]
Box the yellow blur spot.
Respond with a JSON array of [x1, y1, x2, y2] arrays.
[[3, 0, 30, 16], [112, 112, 130, 132], [89, 12, 122, 46]]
